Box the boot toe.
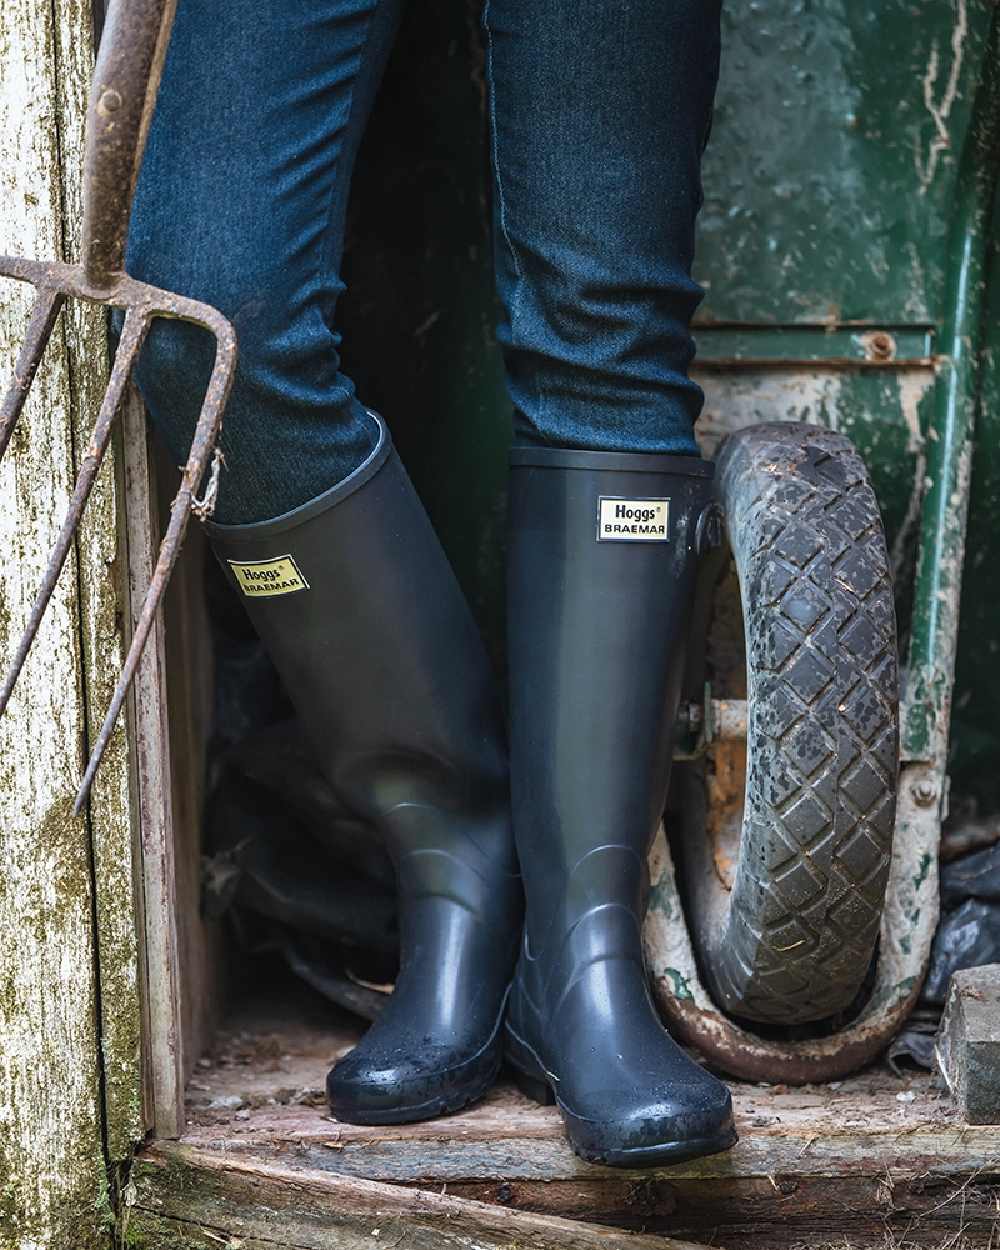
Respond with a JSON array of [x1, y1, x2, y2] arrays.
[[561, 1079, 737, 1167], [327, 1036, 501, 1125]]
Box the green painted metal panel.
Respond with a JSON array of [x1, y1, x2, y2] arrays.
[[699, 0, 995, 325], [949, 183, 1000, 819]]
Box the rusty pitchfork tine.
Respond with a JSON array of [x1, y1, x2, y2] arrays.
[[0, 0, 237, 809], [0, 290, 64, 460], [0, 310, 149, 721], [75, 305, 236, 814]]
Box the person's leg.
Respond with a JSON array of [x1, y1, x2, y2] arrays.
[[484, 0, 719, 456], [127, 0, 400, 523], [487, 0, 735, 1166], [128, 0, 521, 1122]]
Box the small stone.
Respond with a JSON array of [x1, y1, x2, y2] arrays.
[[208, 1094, 244, 1110], [936, 964, 1000, 1124], [896, 1090, 916, 1102]]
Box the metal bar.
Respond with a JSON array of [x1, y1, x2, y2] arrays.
[[82, 0, 175, 288], [676, 698, 748, 747], [901, 19, 1000, 767], [0, 289, 64, 459], [0, 309, 148, 717], [691, 325, 934, 367]]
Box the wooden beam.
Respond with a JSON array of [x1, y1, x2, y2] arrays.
[[0, 0, 118, 1245], [121, 391, 185, 1139], [170, 1011, 1000, 1250], [130, 1144, 712, 1250], [55, 8, 146, 1167]]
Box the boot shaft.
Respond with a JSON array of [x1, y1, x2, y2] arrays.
[[507, 444, 715, 946], [208, 417, 509, 826]]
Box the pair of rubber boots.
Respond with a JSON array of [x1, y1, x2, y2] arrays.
[[209, 412, 736, 1167]]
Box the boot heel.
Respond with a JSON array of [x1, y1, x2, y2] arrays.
[[505, 1024, 556, 1105], [510, 1064, 556, 1106]]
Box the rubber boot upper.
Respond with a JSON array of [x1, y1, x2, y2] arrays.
[[505, 444, 736, 1166], [208, 414, 522, 1124]]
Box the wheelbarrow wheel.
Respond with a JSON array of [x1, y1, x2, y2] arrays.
[[678, 423, 899, 1025]]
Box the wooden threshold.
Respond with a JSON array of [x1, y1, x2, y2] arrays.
[[128, 991, 1000, 1247]]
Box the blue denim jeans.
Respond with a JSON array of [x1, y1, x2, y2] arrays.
[[127, 0, 721, 524]]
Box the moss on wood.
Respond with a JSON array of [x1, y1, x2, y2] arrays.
[[0, 0, 143, 1243]]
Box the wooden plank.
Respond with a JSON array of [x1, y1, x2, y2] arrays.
[[135, 1132, 1000, 1250], [182, 1077, 1000, 1182], [52, 2, 145, 1166], [178, 999, 1000, 1185], [121, 416, 227, 1139], [156, 1000, 1000, 1246], [129, 1145, 711, 1250], [153, 443, 224, 1118], [0, 0, 111, 1245], [121, 392, 185, 1139]]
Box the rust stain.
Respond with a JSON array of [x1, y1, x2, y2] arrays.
[[705, 738, 746, 893]]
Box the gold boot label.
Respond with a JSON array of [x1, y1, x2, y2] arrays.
[[597, 497, 670, 542], [228, 555, 310, 597]]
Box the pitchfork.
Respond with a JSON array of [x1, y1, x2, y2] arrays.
[[0, 0, 236, 812]]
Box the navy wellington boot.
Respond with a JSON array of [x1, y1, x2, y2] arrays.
[[208, 414, 521, 1124], [505, 445, 737, 1167]]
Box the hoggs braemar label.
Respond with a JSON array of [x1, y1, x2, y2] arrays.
[[228, 555, 310, 597], [597, 497, 670, 542]]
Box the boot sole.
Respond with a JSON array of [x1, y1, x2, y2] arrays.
[[505, 1022, 738, 1169]]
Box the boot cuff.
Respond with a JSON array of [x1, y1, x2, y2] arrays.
[[204, 410, 392, 541], [510, 444, 712, 478]]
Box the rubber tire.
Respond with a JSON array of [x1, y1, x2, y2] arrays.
[[681, 423, 899, 1025]]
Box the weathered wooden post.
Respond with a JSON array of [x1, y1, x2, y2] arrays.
[[0, 3, 144, 1247]]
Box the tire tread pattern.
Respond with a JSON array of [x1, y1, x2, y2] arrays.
[[707, 423, 898, 1024]]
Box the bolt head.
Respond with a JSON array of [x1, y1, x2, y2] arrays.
[[98, 88, 123, 115], [913, 779, 937, 807]]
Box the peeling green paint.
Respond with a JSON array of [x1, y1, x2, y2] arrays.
[[913, 852, 934, 891], [662, 968, 694, 1001]]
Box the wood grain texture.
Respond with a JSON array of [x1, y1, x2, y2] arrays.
[[0, 0, 116, 1245], [179, 1000, 1000, 1185], [129, 1145, 711, 1250], [122, 390, 186, 1140], [122, 419, 227, 1141], [145, 996, 1000, 1247], [54, 0, 146, 1168], [154, 443, 224, 1131]]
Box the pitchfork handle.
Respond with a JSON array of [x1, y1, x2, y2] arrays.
[[82, 0, 176, 290]]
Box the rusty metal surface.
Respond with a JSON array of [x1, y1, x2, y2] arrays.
[[0, 0, 237, 809], [646, 760, 940, 1083], [0, 288, 64, 459], [82, 0, 177, 289]]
